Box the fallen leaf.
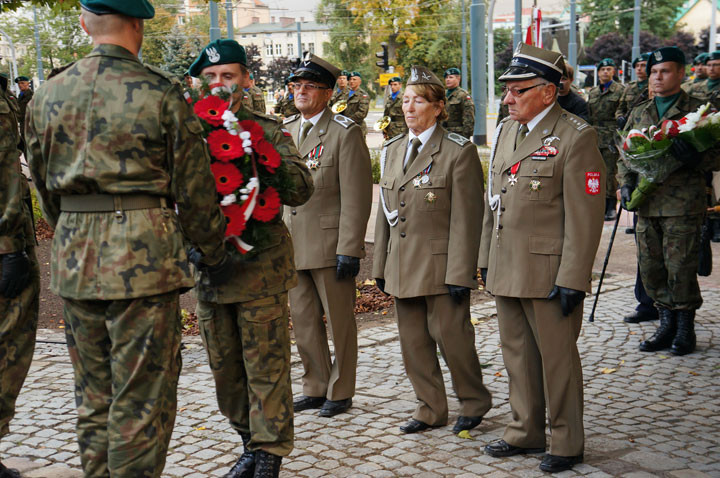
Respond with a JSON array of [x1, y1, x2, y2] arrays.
[[687, 391, 694, 395], [629, 438, 635, 443], [601, 368, 616, 374], [470, 317, 480, 326], [620, 360, 625, 365], [457, 430, 473, 439], [658, 355, 668, 359], [362, 279, 375, 287], [689, 371, 699, 376], [179, 407, 187, 412], [494, 371, 502, 377], [196, 426, 206, 431]]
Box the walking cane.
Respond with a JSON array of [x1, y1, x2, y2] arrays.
[[588, 207, 622, 322]]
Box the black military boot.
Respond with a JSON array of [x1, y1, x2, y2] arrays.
[[224, 432, 255, 478], [671, 310, 696, 356], [639, 307, 676, 352], [712, 217, 720, 243], [604, 198, 617, 221], [253, 450, 282, 478], [0, 462, 21, 478]]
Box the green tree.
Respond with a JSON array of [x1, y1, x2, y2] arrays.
[[141, 7, 177, 67], [0, 0, 80, 13], [580, 0, 686, 42], [316, 0, 369, 73], [161, 24, 203, 78]]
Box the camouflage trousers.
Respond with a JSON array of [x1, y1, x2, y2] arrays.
[[637, 214, 703, 311], [63, 291, 182, 478], [197, 292, 293, 457], [601, 147, 618, 198], [0, 248, 39, 439]]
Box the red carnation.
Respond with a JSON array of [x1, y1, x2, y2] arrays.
[[239, 120, 266, 146], [194, 95, 228, 127], [255, 139, 282, 173], [207, 129, 244, 162], [211, 162, 244, 195], [222, 203, 247, 237], [252, 186, 281, 222]]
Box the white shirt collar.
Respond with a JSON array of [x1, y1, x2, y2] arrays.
[[300, 109, 324, 129], [525, 103, 555, 133], [407, 123, 437, 151]]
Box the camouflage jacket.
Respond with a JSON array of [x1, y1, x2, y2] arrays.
[[688, 79, 720, 104], [587, 81, 624, 149], [442, 87, 474, 139], [276, 93, 299, 118], [344, 88, 370, 134], [681, 78, 706, 96], [383, 91, 407, 138], [0, 85, 34, 255], [329, 86, 348, 108], [619, 91, 720, 217], [242, 85, 266, 114], [195, 104, 314, 305], [17, 88, 33, 133], [25, 44, 227, 300], [615, 80, 649, 120]]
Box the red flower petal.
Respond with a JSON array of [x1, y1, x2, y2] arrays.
[[255, 139, 282, 173], [239, 120, 266, 147], [251, 186, 281, 222], [222, 203, 247, 237], [207, 129, 244, 162], [210, 162, 244, 195], [194, 95, 228, 127]]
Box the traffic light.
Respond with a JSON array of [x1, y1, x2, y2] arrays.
[[375, 42, 389, 72]]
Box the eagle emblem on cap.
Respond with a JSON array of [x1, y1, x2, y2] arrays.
[[422, 71, 432, 80], [410, 68, 419, 82], [207, 47, 220, 63], [302, 51, 312, 67], [654, 50, 662, 61]]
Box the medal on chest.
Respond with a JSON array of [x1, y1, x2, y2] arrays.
[[530, 136, 560, 160], [306, 145, 324, 170], [508, 161, 520, 186], [413, 164, 433, 188]]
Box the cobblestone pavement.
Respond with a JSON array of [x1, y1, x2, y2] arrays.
[[2, 274, 719, 478]]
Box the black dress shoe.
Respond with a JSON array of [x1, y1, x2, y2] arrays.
[[452, 415, 483, 433], [625, 227, 635, 234], [399, 419, 435, 434], [484, 439, 545, 457], [318, 398, 352, 417], [539, 453, 583, 473], [223, 453, 255, 478], [293, 395, 325, 412], [624, 309, 658, 323], [0, 463, 20, 478]]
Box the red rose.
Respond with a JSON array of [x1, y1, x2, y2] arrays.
[[222, 203, 247, 237], [255, 139, 282, 173], [211, 162, 244, 195], [207, 129, 244, 162], [194, 95, 228, 127], [252, 186, 281, 222], [239, 120, 266, 147]]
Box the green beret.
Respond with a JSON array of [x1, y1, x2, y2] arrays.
[[189, 39, 247, 77], [0, 72, 9, 79], [14, 76, 30, 83], [340, 70, 350, 77], [709, 51, 720, 61], [632, 53, 650, 68], [597, 58, 616, 68], [388, 76, 402, 84], [646, 46, 686, 75], [444, 67, 461, 77], [348, 71, 362, 79], [284, 77, 292, 86], [694, 53, 709, 64], [80, 0, 154, 19]]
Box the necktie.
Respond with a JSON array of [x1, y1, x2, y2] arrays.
[[515, 124, 528, 150], [300, 121, 313, 145], [404, 138, 422, 173]]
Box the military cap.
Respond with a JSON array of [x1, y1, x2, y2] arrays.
[[444, 67, 461, 77], [80, 0, 155, 19], [189, 39, 247, 77], [646, 46, 686, 75], [597, 58, 616, 68], [388, 76, 402, 85], [14, 75, 30, 83], [709, 51, 720, 61], [407, 66, 443, 87], [499, 42, 565, 85], [339, 70, 350, 77], [284, 77, 292, 86], [0, 72, 8, 79], [348, 71, 362, 79], [631, 52, 650, 68], [694, 52, 709, 64], [289, 52, 341, 88]]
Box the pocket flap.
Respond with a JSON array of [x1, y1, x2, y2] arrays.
[[417, 174, 446, 189], [529, 236, 563, 255], [520, 161, 554, 177], [430, 238, 449, 255], [319, 213, 340, 229], [381, 176, 395, 189]]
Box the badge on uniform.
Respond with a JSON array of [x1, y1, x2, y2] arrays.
[[424, 192, 437, 203], [585, 172, 601, 195], [306, 145, 324, 170], [413, 164, 432, 188], [530, 179, 542, 191]]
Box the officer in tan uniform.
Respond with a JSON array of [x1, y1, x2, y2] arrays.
[[283, 53, 372, 418], [373, 65, 492, 436], [479, 43, 605, 473]]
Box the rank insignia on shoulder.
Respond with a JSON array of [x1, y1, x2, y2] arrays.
[[383, 133, 405, 147], [282, 114, 299, 124], [447, 132, 470, 146], [333, 114, 354, 128]]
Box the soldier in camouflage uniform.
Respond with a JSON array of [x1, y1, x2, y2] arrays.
[[25, 2, 234, 476], [383, 76, 407, 138], [681, 53, 708, 95], [0, 72, 39, 478], [274, 78, 300, 118], [14, 76, 32, 139], [344, 71, 370, 136], [587, 58, 624, 220], [329, 69, 349, 109], [619, 47, 720, 357], [188, 39, 314, 478], [242, 73, 266, 114], [442, 67, 474, 139], [616, 53, 650, 127]]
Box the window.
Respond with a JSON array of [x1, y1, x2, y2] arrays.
[[287, 44, 294, 56], [308, 43, 315, 53], [265, 44, 273, 56], [241, 35, 247, 38], [275, 43, 282, 55]]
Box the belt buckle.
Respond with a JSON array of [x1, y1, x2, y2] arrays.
[[113, 196, 124, 221]]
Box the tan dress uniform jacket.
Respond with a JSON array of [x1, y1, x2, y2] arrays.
[[283, 109, 372, 400], [479, 102, 605, 457], [373, 125, 491, 426]]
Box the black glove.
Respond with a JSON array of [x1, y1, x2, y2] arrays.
[[336, 255, 360, 280], [547, 285, 586, 317], [0, 252, 32, 299], [447, 285, 470, 304], [616, 116, 627, 130], [186, 247, 203, 267], [204, 253, 236, 287], [620, 185, 634, 211], [669, 138, 700, 168], [375, 278, 387, 294], [480, 268, 488, 285]]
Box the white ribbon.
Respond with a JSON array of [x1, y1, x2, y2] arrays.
[[379, 145, 399, 227], [487, 122, 505, 230]]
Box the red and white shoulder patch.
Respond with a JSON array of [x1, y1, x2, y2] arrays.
[[585, 172, 601, 195], [281, 128, 292, 137]]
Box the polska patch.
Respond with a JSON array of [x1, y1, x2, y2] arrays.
[[281, 128, 292, 137], [585, 172, 601, 195]]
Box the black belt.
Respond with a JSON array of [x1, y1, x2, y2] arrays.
[[60, 194, 167, 212]]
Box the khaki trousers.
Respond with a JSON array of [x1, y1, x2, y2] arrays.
[[289, 267, 357, 400], [395, 294, 492, 426], [495, 295, 584, 457]]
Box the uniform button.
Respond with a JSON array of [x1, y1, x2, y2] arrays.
[[400, 201, 406, 207], [291, 210, 297, 215], [400, 232, 406, 237], [501, 187, 507, 193], [400, 186, 405, 192], [400, 216, 406, 222], [533, 169, 538, 173], [501, 206, 505, 212], [498, 224, 503, 229]]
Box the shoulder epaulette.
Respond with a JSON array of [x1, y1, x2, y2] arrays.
[[283, 114, 300, 124], [560, 112, 591, 132], [333, 114, 355, 128], [48, 62, 76, 80], [382, 133, 406, 148], [253, 110, 281, 123], [446, 132, 471, 146]]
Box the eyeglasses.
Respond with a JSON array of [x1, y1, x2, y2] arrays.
[[292, 83, 330, 92], [502, 83, 546, 98]]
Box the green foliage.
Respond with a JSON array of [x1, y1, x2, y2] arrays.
[[580, 0, 686, 43], [0, 0, 80, 13], [317, 0, 370, 76], [30, 187, 43, 224], [160, 25, 203, 77], [369, 150, 381, 184]]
